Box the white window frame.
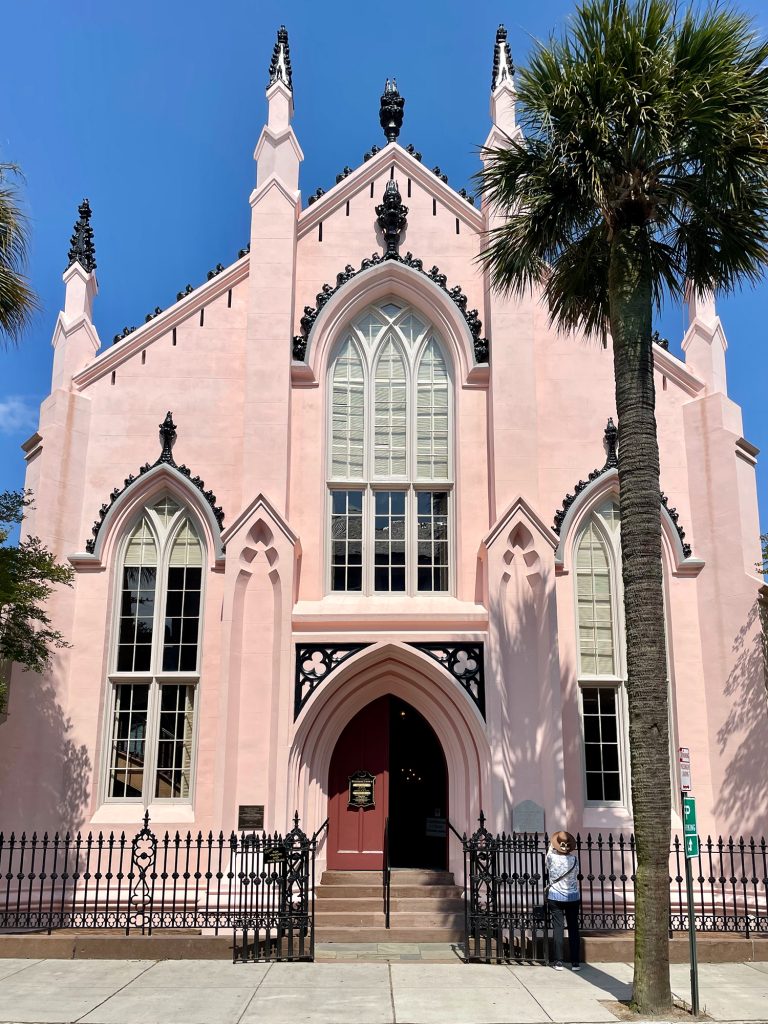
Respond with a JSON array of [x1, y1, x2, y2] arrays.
[[325, 300, 455, 596], [575, 499, 678, 814], [574, 501, 631, 810], [101, 500, 204, 807]]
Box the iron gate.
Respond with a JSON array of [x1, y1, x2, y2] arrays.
[[233, 814, 315, 963], [463, 815, 548, 963]]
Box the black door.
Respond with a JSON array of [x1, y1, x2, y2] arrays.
[[388, 697, 448, 869]]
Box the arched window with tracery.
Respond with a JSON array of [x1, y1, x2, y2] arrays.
[[327, 300, 452, 595], [105, 495, 203, 804], [575, 499, 626, 805]]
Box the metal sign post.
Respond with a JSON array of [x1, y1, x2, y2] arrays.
[[680, 749, 700, 1017]]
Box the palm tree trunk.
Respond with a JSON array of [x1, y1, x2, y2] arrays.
[[608, 225, 672, 1015]]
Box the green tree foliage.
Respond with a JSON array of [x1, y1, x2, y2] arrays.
[[0, 491, 74, 711], [0, 162, 39, 346], [478, 0, 768, 1012]]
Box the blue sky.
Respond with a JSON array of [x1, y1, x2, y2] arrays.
[[2, 0, 767, 532]]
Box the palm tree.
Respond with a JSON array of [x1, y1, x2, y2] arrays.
[[0, 163, 38, 345], [479, 0, 768, 1013]]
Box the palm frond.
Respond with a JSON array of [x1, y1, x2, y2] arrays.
[[0, 163, 39, 346], [477, 0, 768, 336]]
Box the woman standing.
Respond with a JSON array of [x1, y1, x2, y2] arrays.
[[546, 830, 581, 970]]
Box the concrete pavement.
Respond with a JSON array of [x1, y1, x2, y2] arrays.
[[0, 958, 766, 1023]]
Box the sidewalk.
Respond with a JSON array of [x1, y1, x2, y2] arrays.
[[0, 959, 767, 1024]]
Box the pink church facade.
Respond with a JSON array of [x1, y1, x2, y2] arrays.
[[2, 27, 766, 877]]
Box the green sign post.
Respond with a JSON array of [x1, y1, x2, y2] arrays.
[[681, 792, 700, 1015], [683, 796, 699, 859]]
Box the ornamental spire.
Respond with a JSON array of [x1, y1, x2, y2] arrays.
[[603, 417, 618, 469], [376, 180, 408, 258], [157, 411, 177, 465], [268, 25, 292, 90], [66, 199, 96, 273], [491, 24, 514, 91], [379, 79, 405, 143]]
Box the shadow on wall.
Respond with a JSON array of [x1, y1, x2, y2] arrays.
[[714, 599, 768, 836], [489, 523, 565, 832], [1, 674, 91, 834]]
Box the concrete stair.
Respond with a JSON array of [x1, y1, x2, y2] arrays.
[[315, 869, 465, 943]]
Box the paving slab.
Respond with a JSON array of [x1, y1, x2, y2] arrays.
[[0, 958, 40, 982], [392, 983, 549, 1024], [79, 985, 256, 1024], [240, 987, 393, 1024], [670, 962, 768, 1021], [513, 965, 629, 1022], [0, 957, 152, 989], [260, 961, 390, 989], [392, 961, 528, 987], [744, 960, 768, 975], [0, 984, 121, 1023], [136, 958, 270, 988]]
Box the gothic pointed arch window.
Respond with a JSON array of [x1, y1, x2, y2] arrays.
[[575, 499, 626, 805], [327, 301, 452, 594], [105, 495, 203, 804]]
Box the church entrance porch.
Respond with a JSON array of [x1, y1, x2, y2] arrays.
[[326, 695, 448, 871]]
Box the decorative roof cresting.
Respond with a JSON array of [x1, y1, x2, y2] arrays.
[[268, 25, 292, 90], [380, 79, 405, 143], [552, 418, 692, 557], [66, 199, 96, 273], [491, 24, 514, 91], [291, 252, 489, 364], [84, 412, 224, 554], [376, 180, 408, 258]]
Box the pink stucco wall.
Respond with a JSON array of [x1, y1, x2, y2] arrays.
[[1, 63, 766, 870]]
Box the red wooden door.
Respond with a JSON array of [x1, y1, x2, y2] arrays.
[[327, 697, 389, 869]]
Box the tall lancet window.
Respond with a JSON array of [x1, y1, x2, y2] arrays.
[[105, 496, 203, 804], [575, 500, 625, 805], [327, 301, 452, 594]]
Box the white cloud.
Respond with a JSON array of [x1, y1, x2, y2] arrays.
[[0, 396, 38, 436]]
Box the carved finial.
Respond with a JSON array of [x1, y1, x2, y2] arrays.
[[268, 25, 292, 90], [376, 180, 408, 258], [158, 412, 177, 465], [491, 24, 514, 91], [66, 199, 96, 273], [603, 417, 618, 469], [380, 79, 405, 143]]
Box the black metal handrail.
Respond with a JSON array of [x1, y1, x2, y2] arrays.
[[311, 818, 329, 844], [383, 815, 391, 929]]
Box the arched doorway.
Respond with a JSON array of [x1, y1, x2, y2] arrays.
[[327, 695, 448, 870]]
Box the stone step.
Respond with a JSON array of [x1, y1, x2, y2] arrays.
[[315, 926, 465, 943], [320, 870, 455, 886], [316, 897, 464, 913], [316, 885, 463, 900], [315, 911, 464, 928]]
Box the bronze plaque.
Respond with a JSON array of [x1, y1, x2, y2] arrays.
[[348, 769, 376, 809], [238, 804, 265, 831], [264, 847, 285, 865]]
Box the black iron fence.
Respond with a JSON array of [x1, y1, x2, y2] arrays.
[[2, 813, 766, 964], [461, 817, 768, 963], [0, 812, 316, 963]]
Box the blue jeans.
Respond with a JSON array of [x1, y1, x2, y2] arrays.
[[547, 898, 581, 965]]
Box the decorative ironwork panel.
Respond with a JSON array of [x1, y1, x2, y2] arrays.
[[407, 642, 486, 718], [463, 813, 548, 964], [294, 643, 372, 718]]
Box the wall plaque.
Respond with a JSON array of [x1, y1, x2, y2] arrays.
[[348, 769, 375, 809], [238, 804, 265, 831], [425, 817, 447, 838], [264, 847, 285, 865], [513, 799, 546, 835]]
